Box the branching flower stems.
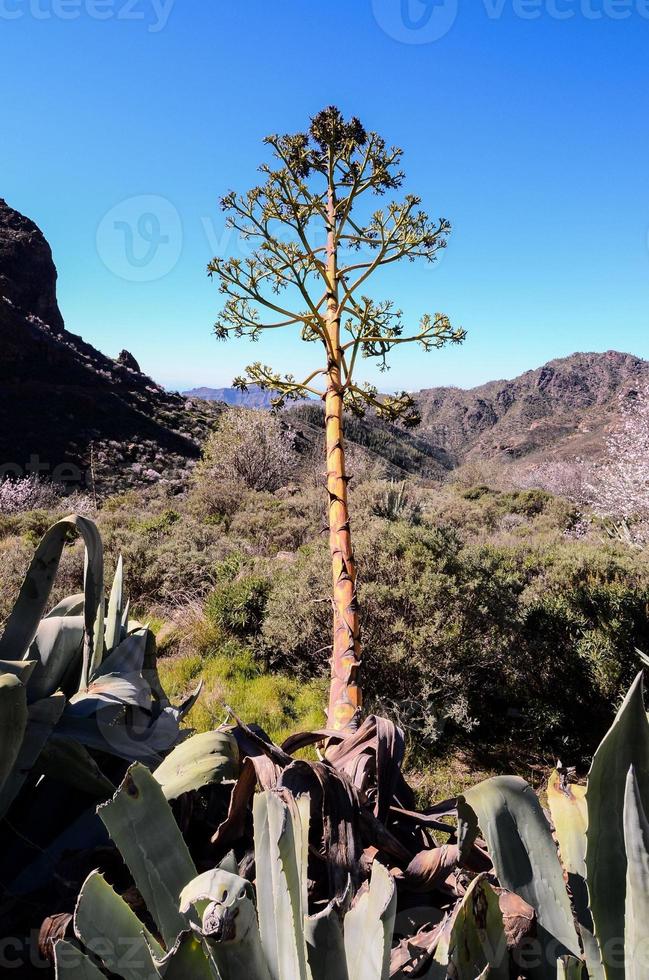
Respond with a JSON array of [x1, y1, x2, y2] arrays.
[[208, 106, 465, 732]]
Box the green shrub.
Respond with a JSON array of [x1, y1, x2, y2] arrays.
[[261, 519, 649, 762], [205, 575, 270, 637]]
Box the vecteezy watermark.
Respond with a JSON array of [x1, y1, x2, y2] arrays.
[[373, 0, 649, 43], [0, 0, 175, 31], [96, 194, 183, 282], [372, 0, 459, 43], [0, 455, 87, 485]]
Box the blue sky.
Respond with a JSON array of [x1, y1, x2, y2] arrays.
[[2, 0, 648, 392]]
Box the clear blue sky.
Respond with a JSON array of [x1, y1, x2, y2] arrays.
[[2, 0, 648, 392]]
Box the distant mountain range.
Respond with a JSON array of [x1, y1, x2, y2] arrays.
[[189, 350, 649, 478], [182, 385, 277, 408], [2, 196, 647, 491]]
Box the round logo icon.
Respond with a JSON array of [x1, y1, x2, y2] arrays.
[[372, 0, 459, 44], [96, 194, 182, 282]]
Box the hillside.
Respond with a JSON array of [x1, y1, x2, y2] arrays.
[[189, 351, 649, 476], [0, 199, 220, 494], [413, 350, 649, 468]]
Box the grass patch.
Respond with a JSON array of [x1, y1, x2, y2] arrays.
[[158, 642, 328, 747]]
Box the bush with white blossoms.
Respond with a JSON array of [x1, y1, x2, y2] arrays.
[[0, 475, 94, 516]]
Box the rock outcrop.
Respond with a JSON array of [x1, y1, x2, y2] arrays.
[[0, 198, 219, 494]]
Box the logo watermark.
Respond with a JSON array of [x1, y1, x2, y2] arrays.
[[0, 0, 174, 31], [373, 0, 649, 42], [96, 194, 183, 282]]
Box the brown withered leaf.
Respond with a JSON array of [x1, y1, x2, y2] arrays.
[[404, 844, 460, 893], [390, 918, 448, 977], [495, 887, 537, 949], [39, 912, 73, 964], [279, 759, 363, 900]]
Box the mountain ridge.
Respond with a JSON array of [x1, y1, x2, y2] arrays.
[[2, 196, 646, 490]]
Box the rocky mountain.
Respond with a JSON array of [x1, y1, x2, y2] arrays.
[[0, 199, 220, 494], [173, 350, 649, 482], [413, 350, 649, 470]]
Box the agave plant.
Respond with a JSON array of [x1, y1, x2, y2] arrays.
[[0, 515, 199, 820], [437, 671, 649, 980], [54, 762, 397, 979], [198, 676, 649, 979], [0, 515, 200, 955]]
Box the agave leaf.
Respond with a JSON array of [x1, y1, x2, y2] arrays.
[[104, 555, 124, 655], [344, 861, 396, 980], [547, 771, 603, 980], [219, 850, 239, 875], [305, 901, 348, 980], [68, 672, 152, 713], [154, 730, 239, 800], [56, 702, 180, 765], [74, 870, 163, 978], [0, 659, 36, 684], [0, 517, 103, 691], [26, 615, 84, 701], [447, 874, 509, 980], [557, 957, 586, 979], [180, 869, 270, 980], [253, 790, 311, 980], [98, 762, 197, 947], [153, 932, 215, 979], [177, 678, 204, 720], [54, 940, 105, 978], [0, 691, 65, 818], [0, 672, 28, 803], [38, 734, 114, 798], [623, 767, 649, 980], [94, 628, 147, 678], [121, 598, 131, 635], [46, 593, 85, 618], [586, 672, 649, 980], [458, 776, 580, 966]]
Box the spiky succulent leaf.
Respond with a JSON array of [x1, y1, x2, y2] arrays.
[[0, 517, 103, 690], [46, 594, 85, 618], [547, 771, 603, 980], [0, 659, 36, 683], [54, 940, 105, 978], [344, 861, 396, 980], [98, 762, 196, 947], [104, 555, 124, 654], [557, 957, 587, 979], [26, 616, 84, 701], [623, 767, 649, 980], [0, 672, 28, 809], [154, 729, 239, 800], [180, 868, 270, 980], [74, 870, 163, 978], [305, 901, 348, 980], [0, 691, 65, 818], [458, 776, 580, 965], [38, 735, 114, 798], [586, 672, 649, 980], [153, 932, 215, 979], [447, 874, 509, 980], [253, 790, 311, 980]]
